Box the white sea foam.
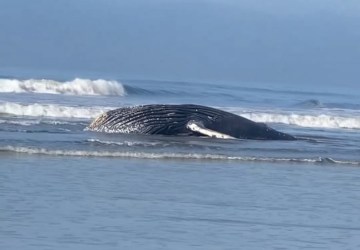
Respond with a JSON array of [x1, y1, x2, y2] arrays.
[[0, 102, 111, 119], [0, 119, 37, 126], [0, 119, 85, 126], [87, 138, 162, 147], [0, 78, 126, 96], [1, 102, 359, 130], [239, 112, 360, 130], [1, 146, 358, 165]]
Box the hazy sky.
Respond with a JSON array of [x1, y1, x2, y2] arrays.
[[0, 0, 359, 88]]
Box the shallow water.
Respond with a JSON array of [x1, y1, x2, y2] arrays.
[[0, 77, 359, 164], [0, 75, 359, 249], [2, 156, 360, 249], [2, 0, 360, 248]]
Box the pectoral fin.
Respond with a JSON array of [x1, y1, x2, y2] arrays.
[[186, 121, 235, 139]]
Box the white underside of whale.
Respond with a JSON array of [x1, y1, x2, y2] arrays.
[[186, 121, 235, 139]]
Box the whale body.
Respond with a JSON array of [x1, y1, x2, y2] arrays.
[[87, 104, 296, 140]]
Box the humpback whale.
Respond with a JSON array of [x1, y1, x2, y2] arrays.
[[87, 104, 296, 140]]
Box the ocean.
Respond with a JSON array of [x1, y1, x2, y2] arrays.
[[0, 76, 359, 249]]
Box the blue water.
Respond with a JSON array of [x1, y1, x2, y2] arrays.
[[0, 75, 359, 250], [2, 156, 360, 250], [1, 0, 360, 248]]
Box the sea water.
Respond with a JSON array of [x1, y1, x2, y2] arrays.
[[0, 77, 359, 249]]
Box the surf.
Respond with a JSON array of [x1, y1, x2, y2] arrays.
[[0, 78, 126, 96]]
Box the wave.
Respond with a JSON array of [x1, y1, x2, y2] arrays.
[[0, 119, 39, 126], [294, 99, 360, 110], [0, 102, 111, 119], [1, 146, 358, 165], [0, 118, 86, 126], [237, 112, 360, 130], [0, 78, 126, 96], [1, 102, 359, 130], [87, 138, 163, 147], [295, 99, 324, 108]]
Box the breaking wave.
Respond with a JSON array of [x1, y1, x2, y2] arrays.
[[0, 78, 126, 96], [1, 102, 359, 130], [87, 138, 163, 147], [0, 119, 86, 126], [237, 112, 360, 130], [0, 146, 358, 165], [0, 102, 111, 119]]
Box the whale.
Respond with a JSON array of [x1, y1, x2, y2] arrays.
[[87, 104, 296, 140]]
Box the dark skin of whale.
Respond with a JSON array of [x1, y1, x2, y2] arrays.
[[87, 104, 296, 140]]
